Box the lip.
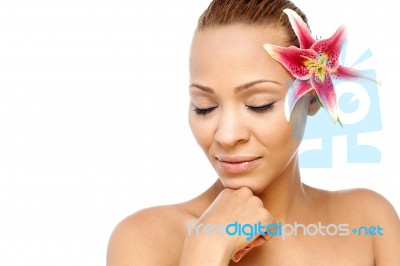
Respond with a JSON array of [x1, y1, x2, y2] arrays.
[[216, 156, 261, 174]]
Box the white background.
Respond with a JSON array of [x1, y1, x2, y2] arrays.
[[0, 0, 398, 265]]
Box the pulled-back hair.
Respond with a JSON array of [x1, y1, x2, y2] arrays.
[[197, 0, 310, 47]]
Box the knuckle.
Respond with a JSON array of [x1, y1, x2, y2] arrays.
[[258, 209, 275, 224], [237, 186, 253, 196], [250, 196, 264, 207], [220, 188, 233, 196], [258, 209, 269, 222]]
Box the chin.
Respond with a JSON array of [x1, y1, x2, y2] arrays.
[[218, 173, 271, 194]]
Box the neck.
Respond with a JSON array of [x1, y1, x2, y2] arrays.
[[257, 156, 309, 223]]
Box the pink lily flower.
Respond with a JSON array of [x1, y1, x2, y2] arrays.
[[263, 9, 370, 124]]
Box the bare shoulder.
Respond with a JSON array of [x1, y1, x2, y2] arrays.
[[107, 203, 193, 266], [340, 188, 400, 265], [106, 183, 219, 266], [305, 185, 398, 221], [329, 187, 399, 223], [341, 188, 400, 265], [307, 185, 400, 265]]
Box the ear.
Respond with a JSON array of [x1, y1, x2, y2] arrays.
[[308, 91, 321, 116]]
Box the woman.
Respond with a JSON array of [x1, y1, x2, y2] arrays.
[[107, 0, 400, 265]]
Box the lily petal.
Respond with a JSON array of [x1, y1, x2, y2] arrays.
[[310, 74, 339, 122], [333, 65, 377, 83], [311, 25, 346, 70], [263, 44, 317, 80], [283, 8, 315, 49], [285, 79, 313, 121]]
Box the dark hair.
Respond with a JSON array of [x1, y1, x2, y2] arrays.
[[197, 0, 310, 47]]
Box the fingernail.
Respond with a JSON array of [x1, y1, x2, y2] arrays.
[[232, 255, 242, 263], [232, 247, 252, 262]]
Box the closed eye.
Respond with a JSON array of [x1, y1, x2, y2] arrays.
[[193, 106, 218, 115], [246, 103, 275, 113]]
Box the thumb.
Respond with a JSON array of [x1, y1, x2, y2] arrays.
[[231, 235, 269, 262]]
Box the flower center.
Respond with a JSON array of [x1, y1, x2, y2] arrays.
[[302, 54, 328, 82]]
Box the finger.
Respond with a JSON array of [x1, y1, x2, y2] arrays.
[[231, 246, 252, 263], [231, 234, 269, 263], [248, 235, 267, 248]]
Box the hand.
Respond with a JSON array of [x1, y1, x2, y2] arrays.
[[183, 187, 275, 264]]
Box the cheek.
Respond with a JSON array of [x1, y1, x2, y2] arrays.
[[255, 117, 295, 150], [263, 97, 308, 145], [251, 104, 302, 158], [188, 112, 214, 152]]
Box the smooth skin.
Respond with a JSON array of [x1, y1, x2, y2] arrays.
[[107, 24, 400, 265]]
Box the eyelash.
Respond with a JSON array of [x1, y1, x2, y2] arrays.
[[246, 103, 275, 113], [193, 103, 275, 115], [193, 106, 218, 115]]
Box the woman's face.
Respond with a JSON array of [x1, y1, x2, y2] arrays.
[[188, 24, 310, 194]]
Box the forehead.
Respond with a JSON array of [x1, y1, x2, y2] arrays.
[[191, 24, 287, 51], [189, 24, 290, 86]]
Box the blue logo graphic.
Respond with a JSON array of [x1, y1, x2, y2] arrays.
[[187, 220, 383, 241], [299, 41, 382, 168]]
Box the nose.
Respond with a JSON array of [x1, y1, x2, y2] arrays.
[[214, 107, 250, 147]]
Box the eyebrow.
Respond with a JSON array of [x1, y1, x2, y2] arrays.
[[189, 79, 281, 94]]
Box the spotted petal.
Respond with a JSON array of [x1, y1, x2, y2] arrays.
[[283, 8, 315, 49], [310, 74, 339, 122], [285, 79, 313, 121], [333, 65, 377, 83], [263, 44, 317, 80], [311, 25, 346, 70]]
